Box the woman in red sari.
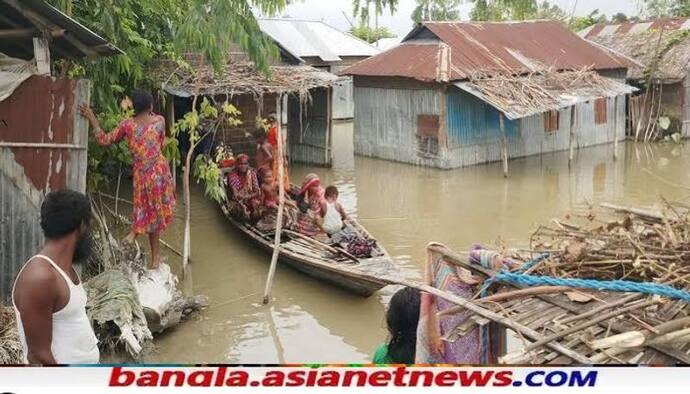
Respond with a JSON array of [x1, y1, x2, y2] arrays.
[[79, 90, 176, 269]]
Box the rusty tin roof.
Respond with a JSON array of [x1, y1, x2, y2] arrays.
[[343, 20, 634, 82]]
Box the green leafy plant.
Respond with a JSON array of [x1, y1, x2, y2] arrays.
[[193, 155, 226, 202]]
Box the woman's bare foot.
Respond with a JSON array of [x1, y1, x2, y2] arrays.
[[123, 231, 136, 244]]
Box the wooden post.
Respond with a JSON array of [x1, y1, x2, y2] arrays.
[[263, 94, 286, 304], [325, 87, 332, 166], [568, 106, 575, 166], [33, 37, 50, 75], [613, 97, 619, 161], [500, 113, 508, 178]]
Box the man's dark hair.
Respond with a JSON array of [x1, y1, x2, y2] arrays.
[[325, 185, 339, 198], [132, 89, 154, 115], [40, 189, 91, 239]]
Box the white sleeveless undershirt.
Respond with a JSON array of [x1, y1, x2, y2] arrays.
[[12, 254, 100, 364], [323, 201, 343, 235]]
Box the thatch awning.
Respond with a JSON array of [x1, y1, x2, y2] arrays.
[[155, 58, 338, 98], [455, 68, 637, 120]]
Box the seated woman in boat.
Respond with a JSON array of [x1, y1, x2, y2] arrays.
[[373, 287, 421, 364], [255, 129, 273, 176], [295, 173, 329, 242], [256, 168, 297, 232], [226, 154, 261, 222]]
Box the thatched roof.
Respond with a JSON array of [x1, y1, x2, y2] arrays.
[[155, 56, 337, 98], [455, 68, 637, 120], [588, 30, 690, 82]]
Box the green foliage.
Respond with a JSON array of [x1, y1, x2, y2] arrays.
[[411, 0, 461, 23], [192, 155, 226, 202], [47, 0, 285, 192], [174, 0, 284, 76], [469, 0, 566, 22], [569, 9, 608, 32], [172, 97, 243, 203], [643, 0, 690, 17], [349, 25, 396, 43], [353, 0, 399, 26]]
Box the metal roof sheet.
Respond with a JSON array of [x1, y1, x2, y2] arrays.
[[0, 0, 121, 60], [583, 18, 690, 39], [344, 21, 633, 82], [258, 19, 379, 63]]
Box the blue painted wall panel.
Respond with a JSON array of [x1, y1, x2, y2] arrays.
[[446, 87, 517, 146]]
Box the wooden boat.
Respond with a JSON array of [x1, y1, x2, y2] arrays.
[[218, 200, 398, 297]]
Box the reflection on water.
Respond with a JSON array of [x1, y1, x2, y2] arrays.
[[147, 122, 690, 363]]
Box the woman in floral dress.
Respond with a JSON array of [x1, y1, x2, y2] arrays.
[[80, 90, 176, 269]]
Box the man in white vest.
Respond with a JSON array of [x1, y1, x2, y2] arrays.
[[12, 189, 100, 364]]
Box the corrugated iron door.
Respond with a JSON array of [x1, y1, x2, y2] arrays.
[[0, 75, 90, 301], [287, 87, 333, 166]]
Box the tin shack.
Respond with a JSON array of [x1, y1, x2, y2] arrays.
[[343, 21, 637, 169], [581, 18, 690, 139]]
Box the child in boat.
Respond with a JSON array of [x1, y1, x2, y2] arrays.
[[255, 129, 273, 175], [323, 185, 349, 235], [256, 168, 296, 231]]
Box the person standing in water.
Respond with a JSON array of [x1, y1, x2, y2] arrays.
[[373, 287, 421, 364], [80, 90, 176, 269], [12, 190, 100, 364]]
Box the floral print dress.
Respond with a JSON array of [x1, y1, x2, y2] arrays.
[[96, 116, 176, 234]]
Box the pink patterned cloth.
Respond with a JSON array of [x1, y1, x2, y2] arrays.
[[416, 243, 503, 364], [96, 116, 175, 234]]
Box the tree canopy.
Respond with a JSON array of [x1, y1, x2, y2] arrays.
[[469, 0, 566, 22], [411, 0, 461, 23]]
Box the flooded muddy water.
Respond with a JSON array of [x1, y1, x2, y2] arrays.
[[145, 122, 690, 363]]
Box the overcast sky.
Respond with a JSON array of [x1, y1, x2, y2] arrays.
[[278, 0, 643, 37]]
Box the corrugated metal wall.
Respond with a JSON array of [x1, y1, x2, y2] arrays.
[[445, 91, 627, 168], [597, 68, 628, 84], [332, 77, 354, 119], [353, 85, 441, 167], [0, 76, 90, 301], [446, 88, 518, 146], [287, 87, 332, 166]]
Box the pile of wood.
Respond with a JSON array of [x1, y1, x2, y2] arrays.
[[527, 201, 690, 284], [403, 200, 690, 365], [487, 200, 690, 364]]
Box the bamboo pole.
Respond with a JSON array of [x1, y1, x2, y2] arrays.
[[569, 106, 575, 165], [500, 113, 508, 178], [507, 299, 659, 358], [0, 142, 86, 149], [613, 97, 619, 161], [263, 94, 286, 305]]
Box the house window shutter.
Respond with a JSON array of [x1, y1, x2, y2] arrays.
[[595, 98, 607, 124], [544, 110, 559, 133]]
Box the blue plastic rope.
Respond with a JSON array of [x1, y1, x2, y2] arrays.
[[514, 253, 550, 273], [493, 271, 690, 303], [478, 253, 550, 295]]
